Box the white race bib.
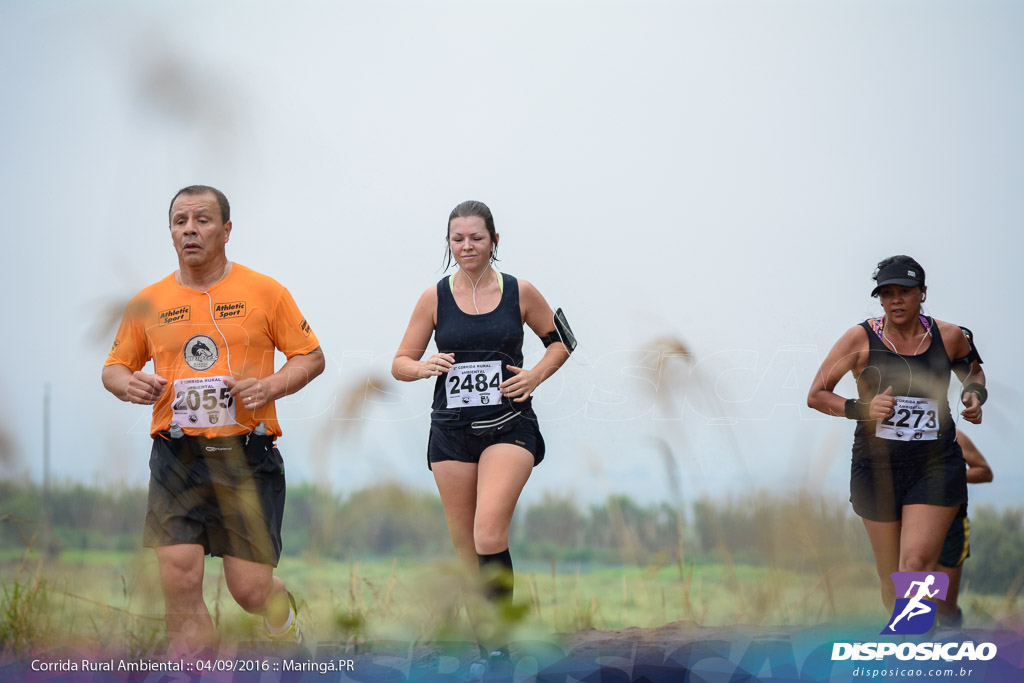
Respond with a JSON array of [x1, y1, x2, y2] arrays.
[[875, 396, 940, 441], [445, 361, 503, 409], [171, 376, 236, 428]]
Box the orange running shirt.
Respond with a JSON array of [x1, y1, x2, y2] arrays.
[[105, 263, 320, 438]]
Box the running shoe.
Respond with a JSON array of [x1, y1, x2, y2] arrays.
[[264, 590, 304, 647], [468, 648, 512, 680], [936, 606, 964, 630]]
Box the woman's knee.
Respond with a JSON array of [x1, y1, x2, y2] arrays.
[[473, 523, 509, 555], [900, 551, 937, 573]]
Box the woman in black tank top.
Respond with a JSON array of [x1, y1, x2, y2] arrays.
[[391, 201, 570, 616], [807, 255, 986, 612]]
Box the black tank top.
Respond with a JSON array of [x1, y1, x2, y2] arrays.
[[431, 272, 533, 427], [852, 317, 957, 464]]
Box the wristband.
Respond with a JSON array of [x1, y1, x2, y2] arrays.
[[844, 398, 870, 421], [961, 383, 988, 406]]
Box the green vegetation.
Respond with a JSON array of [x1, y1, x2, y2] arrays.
[[1, 481, 1022, 657], [0, 552, 880, 657]]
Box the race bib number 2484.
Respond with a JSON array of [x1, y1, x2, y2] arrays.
[[446, 361, 502, 409]]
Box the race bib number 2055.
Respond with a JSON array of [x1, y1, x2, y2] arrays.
[[446, 361, 502, 409], [172, 376, 236, 428]]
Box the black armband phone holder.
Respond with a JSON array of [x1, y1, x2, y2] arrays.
[[543, 308, 577, 353], [539, 331, 560, 347], [952, 326, 983, 369]]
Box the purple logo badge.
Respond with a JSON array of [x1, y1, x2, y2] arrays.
[[882, 572, 950, 635]]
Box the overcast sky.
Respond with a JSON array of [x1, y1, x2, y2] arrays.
[[2, 1, 1021, 509]]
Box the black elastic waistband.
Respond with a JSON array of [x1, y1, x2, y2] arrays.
[[157, 431, 269, 446]]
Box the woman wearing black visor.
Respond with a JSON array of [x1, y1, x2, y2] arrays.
[[807, 255, 986, 610]]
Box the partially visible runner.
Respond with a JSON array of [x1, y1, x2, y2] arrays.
[[807, 255, 986, 611], [392, 201, 571, 663], [102, 186, 324, 654], [936, 429, 993, 628]]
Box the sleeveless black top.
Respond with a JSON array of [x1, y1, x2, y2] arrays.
[[431, 273, 533, 427], [852, 317, 958, 464]]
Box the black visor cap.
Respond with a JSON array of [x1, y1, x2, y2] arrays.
[[871, 263, 925, 297]]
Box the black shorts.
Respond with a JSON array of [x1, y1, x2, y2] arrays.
[[850, 452, 967, 523], [144, 432, 286, 566], [939, 507, 971, 567], [427, 412, 545, 470]]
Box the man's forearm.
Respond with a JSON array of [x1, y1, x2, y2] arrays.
[[266, 348, 325, 400]]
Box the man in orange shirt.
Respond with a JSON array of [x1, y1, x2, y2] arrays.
[[102, 185, 324, 654]]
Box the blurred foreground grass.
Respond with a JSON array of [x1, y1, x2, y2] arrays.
[[2, 549, 1018, 658]]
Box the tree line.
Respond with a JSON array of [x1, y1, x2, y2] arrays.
[[2, 479, 1022, 594]]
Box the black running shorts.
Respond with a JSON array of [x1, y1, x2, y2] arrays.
[[849, 452, 967, 523], [144, 432, 286, 566], [427, 412, 545, 470], [939, 507, 970, 568]]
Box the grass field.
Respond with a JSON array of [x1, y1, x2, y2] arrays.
[[3, 547, 1017, 659]]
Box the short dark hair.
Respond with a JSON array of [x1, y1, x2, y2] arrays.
[[443, 200, 499, 271], [169, 185, 230, 224]]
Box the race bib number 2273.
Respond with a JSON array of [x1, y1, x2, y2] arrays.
[[875, 396, 939, 442]]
